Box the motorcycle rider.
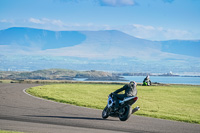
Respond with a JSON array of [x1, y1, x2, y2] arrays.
[[112, 81, 137, 111], [143, 75, 151, 86]]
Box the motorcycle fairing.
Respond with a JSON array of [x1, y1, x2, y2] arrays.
[[119, 96, 138, 105]]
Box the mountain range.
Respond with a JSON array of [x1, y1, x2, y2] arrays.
[[0, 27, 200, 74]]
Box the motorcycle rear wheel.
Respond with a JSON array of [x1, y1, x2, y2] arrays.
[[118, 105, 132, 121], [102, 106, 109, 119]]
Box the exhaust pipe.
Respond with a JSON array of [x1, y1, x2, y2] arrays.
[[132, 106, 140, 114]]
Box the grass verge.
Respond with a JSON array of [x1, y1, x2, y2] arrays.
[[27, 83, 200, 124], [0, 130, 23, 133]]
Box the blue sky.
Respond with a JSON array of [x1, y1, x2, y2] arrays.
[[0, 0, 200, 40]]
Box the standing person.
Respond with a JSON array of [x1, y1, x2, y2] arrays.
[[111, 81, 137, 111], [143, 75, 151, 86]]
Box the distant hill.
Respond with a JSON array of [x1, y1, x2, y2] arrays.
[[0, 27, 199, 73], [161, 40, 200, 57], [0, 69, 122, 81], [0, 27, 86, 50], [0, 27, 199, 58]]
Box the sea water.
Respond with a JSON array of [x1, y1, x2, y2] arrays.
[[123, 76, 200, 85]]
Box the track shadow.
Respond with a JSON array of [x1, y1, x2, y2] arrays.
[[24, 115, 118, 121]]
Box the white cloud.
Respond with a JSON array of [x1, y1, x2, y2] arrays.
[[27, 18, 111, 31], [163, 29, 190, 40], [132, 24, 155, 31], [99, 0, 135, 6], [0, 19, 9, 23], [0, 19, 14, 23], [58, 0, 135, 6], [29, 18, 64, 27], [116, 24, 192, 40], [51, 19, 64, 27], [29, 18, 44, 24]]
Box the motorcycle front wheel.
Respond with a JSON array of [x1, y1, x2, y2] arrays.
[[102, 105, 109, 119], [118, 105, 132, 121]]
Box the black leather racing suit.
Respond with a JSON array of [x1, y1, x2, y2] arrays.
[[113, 82, 137, 109]]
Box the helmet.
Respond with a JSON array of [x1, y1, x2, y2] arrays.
[[130, 81, 137, 86]]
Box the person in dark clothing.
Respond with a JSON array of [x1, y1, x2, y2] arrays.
[[112, 81, 137, 110], [143, 75, 151, 86]]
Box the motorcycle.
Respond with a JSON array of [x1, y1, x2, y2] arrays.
[[102, 93, 140, 121]]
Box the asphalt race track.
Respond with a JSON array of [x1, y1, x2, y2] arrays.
[[0, 83, 199, 133]]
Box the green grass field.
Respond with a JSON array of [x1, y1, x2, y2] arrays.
[[27, 83, 200, 124]]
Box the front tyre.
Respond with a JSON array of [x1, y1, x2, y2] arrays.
[[102, 106, 109, 119], [119, 105, 132, 121]]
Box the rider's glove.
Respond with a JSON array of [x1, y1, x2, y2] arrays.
[[109, 92, 115, 98]]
